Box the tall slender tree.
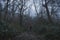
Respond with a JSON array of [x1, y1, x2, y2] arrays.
[[4, 0, 9, 21], [0, 2, 2, 22], [18, 0, 29, 26]]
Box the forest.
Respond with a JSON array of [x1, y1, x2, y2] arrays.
[[0, 0, 60, 40]]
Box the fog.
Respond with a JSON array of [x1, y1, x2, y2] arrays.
[[0, 0, 60, 40]]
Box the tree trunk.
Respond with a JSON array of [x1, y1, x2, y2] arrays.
[[20, 13, 23, 26], [19, 0, 23, 27], [45, 4, 53, 23], [0, 12, 1, 22], [4, 0, 9, 21], [0, 3, 2, 22]]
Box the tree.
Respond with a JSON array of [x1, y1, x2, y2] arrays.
[[33, 0, 39, 16], [0, 2, 2, 22], [41, 0, 60, 23], [3, 0, 9, 21], [41, 0, 53, 23], [18, 0, 29, 26]]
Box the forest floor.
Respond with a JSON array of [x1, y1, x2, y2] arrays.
[[13, 31, 43, 40]]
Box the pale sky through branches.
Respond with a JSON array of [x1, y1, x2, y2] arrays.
[[0, 0, 45, 17], [2, 0, 36, 17]]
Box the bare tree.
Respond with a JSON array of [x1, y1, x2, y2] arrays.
[[42, 0, 60, 23], [33, 0, 39, 16], [0, 3, 2, 22], [3, 0, 9, 21], [18, 0, 29, 26], [42, 0, 53, 23]]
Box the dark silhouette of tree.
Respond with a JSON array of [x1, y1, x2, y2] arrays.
[[42, 0, 53, 23], [18, 0, 29, 26], [0, 2, 2, 22], [3, 0, 9, 21]]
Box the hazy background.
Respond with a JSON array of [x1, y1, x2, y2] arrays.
[[0, 0, 60, 40]]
